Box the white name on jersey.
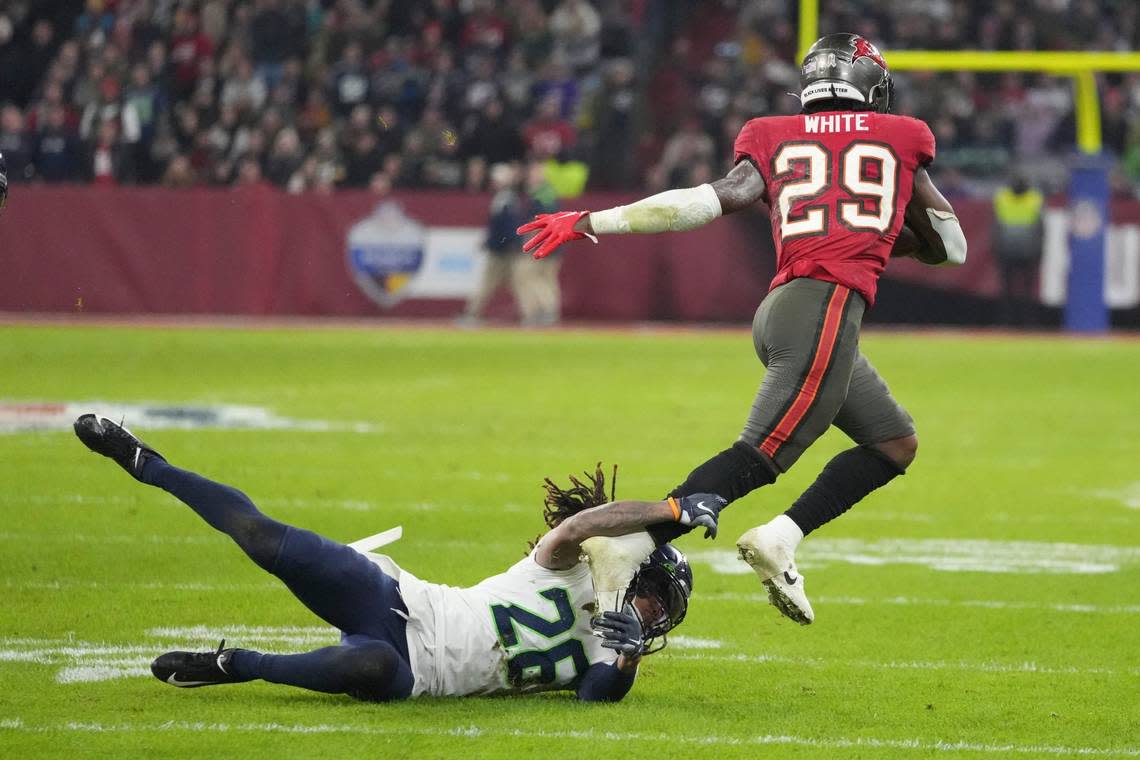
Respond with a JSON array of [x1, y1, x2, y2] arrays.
[[804, 113, 870, 133]]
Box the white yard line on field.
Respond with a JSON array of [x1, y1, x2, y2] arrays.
[[689, 538, 1140, 576], [1, 718, 1138, 757], [3, 626, 1132, 685], [704, 592, 1140, 615], [663, 652, 1136, 677], [6, 579, 279, 592], [1089, 482, 1140, 510], [0, 532, 516, 551], [0, 531, 223, 545]]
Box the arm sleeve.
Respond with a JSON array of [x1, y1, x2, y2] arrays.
[[575, 661, 637, 702], [915, 120, 936, 167]]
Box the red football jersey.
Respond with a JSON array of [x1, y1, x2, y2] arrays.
[[733, 112, 935, 306]]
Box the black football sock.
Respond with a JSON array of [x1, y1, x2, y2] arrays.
[[229, 642, 413, 702], [649, 442, 778, 544], [140, 458, 287, 570], [784, 445, 904, 536]]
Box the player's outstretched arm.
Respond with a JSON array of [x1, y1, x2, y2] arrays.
[[892, 168, 968, 266], [575, 604, 645, 702], [516, 162, 765, 259], [535, 494, 725, 571]]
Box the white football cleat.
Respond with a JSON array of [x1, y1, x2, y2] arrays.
[[737, 524, 815, 625]]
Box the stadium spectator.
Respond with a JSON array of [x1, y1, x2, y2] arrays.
[[33, 105, 83, 183], [549, 0, 602, 72], [14, 19, 59, 107], [992, 173, 1045, 327], [524, 94, 576, 161], [459, 162, 527, 326], [221, 57, 269, 115], [327, 41, 369, 116], [0, 104, 33, 183], [84, 119, 133, 185], [169, 11, 215, 101], [651, 117, 716, 191], [513, 162, 563, 326], [162, 154, 196, 188], [236, 155, 268, 186], [249, 0, 304, 91], [589, 59, 638, 189], [461, 98, 524, 168], [460, 0, 509, 55], [341, 131, 385, 189], [264, 127, 305, 187]]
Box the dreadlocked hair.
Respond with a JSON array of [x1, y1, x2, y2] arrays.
[[543, 462, 617, 528], [525, 463, 618, 554]]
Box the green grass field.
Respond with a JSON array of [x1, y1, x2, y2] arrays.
[[2, 322, 1138, 758]]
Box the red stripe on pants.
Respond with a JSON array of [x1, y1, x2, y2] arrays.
[[759, 286, 850, 458]]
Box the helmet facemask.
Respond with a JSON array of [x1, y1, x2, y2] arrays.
[[620, 555, 691, 654]]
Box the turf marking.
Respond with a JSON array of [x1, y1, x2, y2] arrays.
[[6, 626, 1134, 686], [704, 592, 1140, 615], [1, 628, 724, 684], [55, 666, 153, 684], [8, 578, 1139, 617], [661, 636, 724, 649], [0, 401, 378, 434], [5, 492, 400, 512], [664, 652, 1136, 677], [0, 532, 516, 552], [0, 531, 223, 545], [1090, 482, 1140, 510], [1, 718, 1138, 756], [689, 538, 1140, 576], [145, 625, 340, 643]]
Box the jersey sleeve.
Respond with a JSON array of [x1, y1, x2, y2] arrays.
[[575, 661, 636, 702], [913, 119, 936, 167], [733, 119, 765, 171]]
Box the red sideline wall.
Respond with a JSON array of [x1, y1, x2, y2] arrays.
[[1, 185, 1007, 321]]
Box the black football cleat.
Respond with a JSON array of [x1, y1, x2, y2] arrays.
[[151, 640, 251, 688], [73, 414, 164, 481]]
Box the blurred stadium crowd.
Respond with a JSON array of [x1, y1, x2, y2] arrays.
[[1, 0, 1138, 196]]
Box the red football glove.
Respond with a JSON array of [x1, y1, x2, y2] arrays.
[[516, 211, 597, 259]]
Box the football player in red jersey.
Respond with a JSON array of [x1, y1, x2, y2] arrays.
[[517, 34, 967, 625]]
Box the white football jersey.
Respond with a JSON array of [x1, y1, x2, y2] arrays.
[[386, 550, 616, 697]]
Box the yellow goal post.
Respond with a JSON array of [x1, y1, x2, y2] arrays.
[[797, 0, 1140, 155]]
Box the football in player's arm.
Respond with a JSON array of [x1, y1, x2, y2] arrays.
[[72, 414, 725, 703]]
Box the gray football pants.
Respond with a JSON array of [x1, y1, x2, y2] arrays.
[[741, 277, 915, 472]]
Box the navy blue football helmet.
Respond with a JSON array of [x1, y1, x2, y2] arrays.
[[622, 544, 693, 652]]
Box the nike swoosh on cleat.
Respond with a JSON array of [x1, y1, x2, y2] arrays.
[[783, 571, 799, 585], [166, 673, 216, 687]]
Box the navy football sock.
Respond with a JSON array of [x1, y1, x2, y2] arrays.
[[229, 642, 413, 702], [140, 458, 287, 570], [785, 445, 904, 536]]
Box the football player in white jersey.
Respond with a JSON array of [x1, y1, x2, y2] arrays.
[[74, 414, 725, 702]]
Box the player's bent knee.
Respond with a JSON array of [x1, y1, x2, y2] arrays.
[[874, 434, 918, 471], [342, 642, 413, 702]]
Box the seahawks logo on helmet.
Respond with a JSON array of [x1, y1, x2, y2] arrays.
[[621, 544, 693, 653], [800, 33, 893, 114]]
